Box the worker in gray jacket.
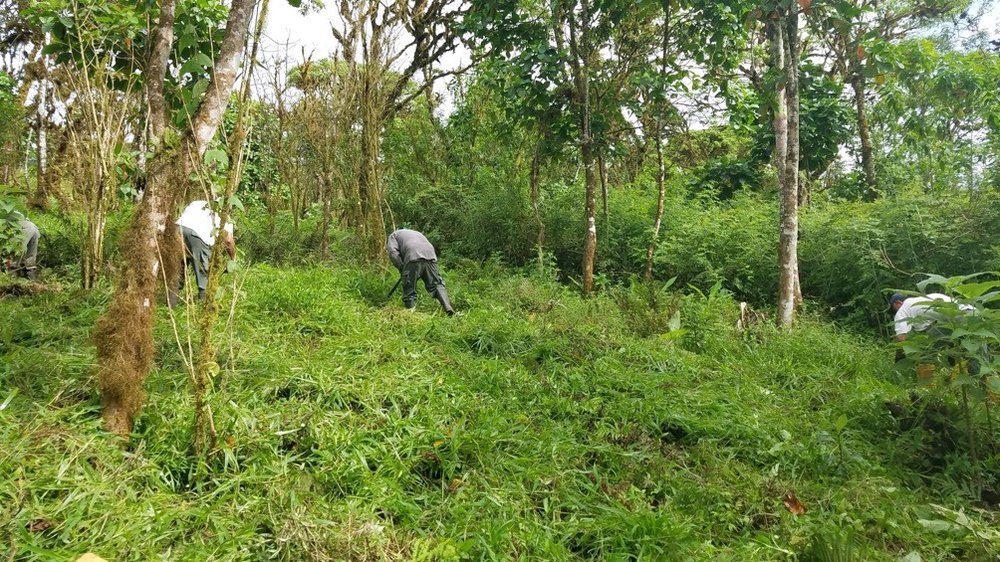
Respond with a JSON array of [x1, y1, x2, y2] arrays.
[[18, 219, 38, 281], [386, 228, 455, 315], [2, 209, 39, 281]]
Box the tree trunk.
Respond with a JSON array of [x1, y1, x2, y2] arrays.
[[598, 151, 608, 220], [530, 142, 546, 272], [567, 0, 597, 295], [357, 34, 387, 260], [645, 130, 666, 280], [30, 61, 49, 209], [777, 6, 800, 328], [645, 13, 670, 281], [192, 0, 269, 460], [581, 138, 598, 295], [320, 174, 333, 258], [851, 65, 877, 200], [94, 0, 257, 437], [769, 19, 787, 184]]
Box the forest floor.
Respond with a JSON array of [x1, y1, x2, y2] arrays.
[[1, 262, 998, 561]]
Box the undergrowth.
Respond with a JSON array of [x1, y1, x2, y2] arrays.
[[1, 263, 998, 560]]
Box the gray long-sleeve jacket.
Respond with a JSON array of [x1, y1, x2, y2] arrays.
[[386, 229, 437, 270]]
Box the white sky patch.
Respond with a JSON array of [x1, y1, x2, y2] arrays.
[[261, 1, 470, 116]]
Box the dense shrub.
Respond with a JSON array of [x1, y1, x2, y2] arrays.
[[237, 209, 328, 265], [28, 205, 132, 274]]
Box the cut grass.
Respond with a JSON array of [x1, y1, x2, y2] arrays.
[[1, 264, 997, 561]]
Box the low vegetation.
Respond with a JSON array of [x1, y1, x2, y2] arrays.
[[2, 238, 998, 560]]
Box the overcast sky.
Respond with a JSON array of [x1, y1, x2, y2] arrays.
[[259, 1, 471, 114], [260, 0, 999, 115]]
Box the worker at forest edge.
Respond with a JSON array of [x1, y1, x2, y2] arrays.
[[174, 200, 235, 303], [2, 208, 39, 281], [17, 218, 39, 281], [888, 291, 982, 379], [888, 292, 972, 342], [386, 228, 455, 316]]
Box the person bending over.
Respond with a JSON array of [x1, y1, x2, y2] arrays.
[[386, 228, 454, 316], [173, 200, 235, 304]]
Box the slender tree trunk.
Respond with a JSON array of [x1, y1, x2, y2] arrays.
[[598, 151, 608, 220], [94, 0, 257, 437], [645, 131, 666, 280], [851, 62, 877, 200], [777, 6, 800, 328], [645, 12, 670, 281], [769, 19, 787, 184], [358, 39, 387, 259], [567, 0, 597, 295], [530, 142, 546, 272], [30, 53, 49, 209], [192, 0, 269, 459], [320, 173, 333, 258], [581, 137, 598, 295]]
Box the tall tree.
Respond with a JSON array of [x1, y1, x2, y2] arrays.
[[469, 0, 750, 293], [811, 0, 971, 199], [774, 0, 801, 327], [468, 0, 655, 294], [332, 0, 468, 259], [93, 0, 256, 436]]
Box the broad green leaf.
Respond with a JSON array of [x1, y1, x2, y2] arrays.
[[955, 281, 1000, 300], [917, 519, 958, 534], [179, 53, 214, 77], [916, 274, 950, 292], [204, 148, 228, 168], [227, 195, 245, 212]]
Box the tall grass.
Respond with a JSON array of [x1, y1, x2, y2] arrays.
[[2, 259, 997, 560]]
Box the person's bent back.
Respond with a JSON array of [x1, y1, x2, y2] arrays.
[[386, 229, 454, 315]]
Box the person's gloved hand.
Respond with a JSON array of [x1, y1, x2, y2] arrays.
[[895, 349, 905, 362]]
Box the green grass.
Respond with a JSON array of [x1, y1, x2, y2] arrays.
[[1, 262, 997, 561]]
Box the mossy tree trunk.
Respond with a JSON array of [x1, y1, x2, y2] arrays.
[[94, 0, 257, 437]]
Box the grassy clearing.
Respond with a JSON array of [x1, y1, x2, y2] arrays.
[[1, 262, 998, 561]]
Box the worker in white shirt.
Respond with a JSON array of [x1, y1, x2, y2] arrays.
[[888, 292, 982, 379], [888, 292, 973, 342], [173, 200, 235, 303]]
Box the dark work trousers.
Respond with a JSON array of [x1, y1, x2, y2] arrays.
[[401, 259, 454, 314], [18, 220, 38, 280], [181, 226, 211, 298]]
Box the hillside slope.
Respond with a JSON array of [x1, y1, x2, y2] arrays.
[[1, 264, 997, 561]]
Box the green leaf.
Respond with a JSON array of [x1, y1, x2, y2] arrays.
[[204, 148, 228, 168], [227, 195, 244, 212], [955, 281, 1000, 300], [917, 519, 958, 534], [834, 414, 848, 432], [40, 42, 65, 56], [667, 310, 681, 332], [988, 376, 1000, 393], [916, 274, 950, 292], [179, 53, 214, 77]]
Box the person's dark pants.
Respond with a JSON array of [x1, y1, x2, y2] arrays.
[[18, 220, 38, 281], [401, 259, 454, 315], [924, 325, 984, 376], [172, 226, 210, 305]]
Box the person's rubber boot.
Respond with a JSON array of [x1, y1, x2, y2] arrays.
[[433, 287, 455, 316]]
